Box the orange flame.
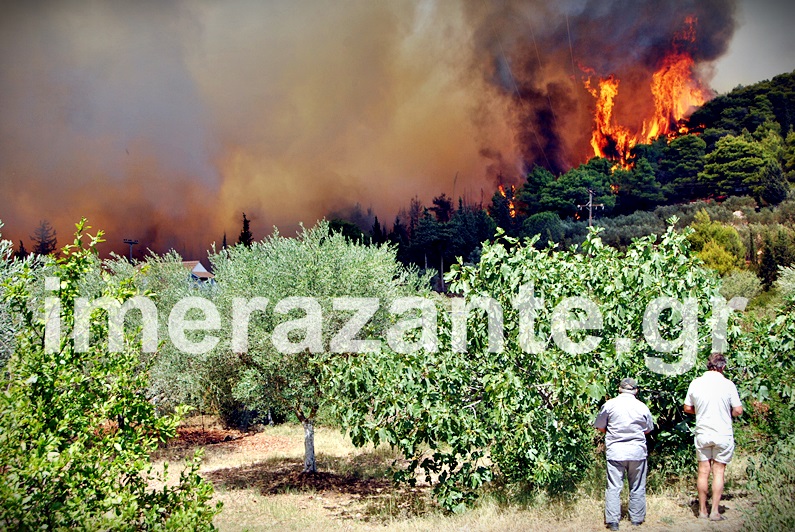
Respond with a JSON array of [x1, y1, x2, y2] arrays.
[[585, 75, 637, 167], [643, 16, 710, 142], [584, 16, 709, 166], [498, 185, 517, 218]]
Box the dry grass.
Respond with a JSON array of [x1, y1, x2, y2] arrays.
[[152, 419, 752, 531]]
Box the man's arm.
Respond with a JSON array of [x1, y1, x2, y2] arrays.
[[683, 381, 695, 415], [730, 383, 743, 418], [596, 427, 607, 433], [644, 410, 654, 434]]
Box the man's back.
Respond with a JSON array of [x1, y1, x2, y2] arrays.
[[685, 371, 741, 437], [595, 393, 654, 461]]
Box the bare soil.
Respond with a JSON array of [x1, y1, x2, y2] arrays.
[[160, 421, 755, 531]]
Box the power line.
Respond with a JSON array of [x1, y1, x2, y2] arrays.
[[565, 13, 579, 86], [529, 20, 560, 132], [576, 189, 604, 227], [484, 4, 553, 171]]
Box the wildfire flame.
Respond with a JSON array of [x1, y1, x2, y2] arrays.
[[585, 74, 636, 167], [498, 185, 517, 218], [584, 16, 710, 166]]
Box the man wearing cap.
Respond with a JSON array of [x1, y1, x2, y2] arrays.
[[683, 353, 743, 521], [594, 378, 655, 530]]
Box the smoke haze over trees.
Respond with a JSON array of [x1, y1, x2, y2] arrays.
[[0, 0, 762, 257]]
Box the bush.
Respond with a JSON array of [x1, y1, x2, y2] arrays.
[[0, 223, 35, 369], [720, 270, 763, 302], [776, 265, 795, 301], [0, 221, 220, 529], [744, 434, 795, 531]]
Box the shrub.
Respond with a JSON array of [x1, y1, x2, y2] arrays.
[[776, 265, 795, 301], [0, 221, 220, 529], [333, 221, 732, 510], [744, 434, 795, 531], [720, 270, 763, 302]]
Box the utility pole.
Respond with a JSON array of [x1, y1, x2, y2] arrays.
[[123, 239, 139, 261], [576, 189, 604, 227]]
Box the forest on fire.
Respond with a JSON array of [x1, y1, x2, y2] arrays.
[[331, 70, 795, 290], [3, 69, 795, 532]]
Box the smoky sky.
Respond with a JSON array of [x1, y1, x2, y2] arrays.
[[0, 0, 773, 258]]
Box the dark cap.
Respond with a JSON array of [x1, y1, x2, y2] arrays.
[[619, 377, 638, 392]]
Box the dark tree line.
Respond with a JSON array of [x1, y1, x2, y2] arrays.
[[336, 71, 795, 287]]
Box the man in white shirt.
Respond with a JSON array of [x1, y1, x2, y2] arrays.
[[594, 377, 655, 530], [684, 353, 743, 521]]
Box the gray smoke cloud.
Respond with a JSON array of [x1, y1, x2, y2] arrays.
[[0, 0, 737, 256]]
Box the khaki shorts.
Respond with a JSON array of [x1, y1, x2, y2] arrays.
[[695, 434, 735, 464]]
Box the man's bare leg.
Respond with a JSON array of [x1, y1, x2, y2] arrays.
[[710, 462, 727, 518], [697, 460, 712, 517]]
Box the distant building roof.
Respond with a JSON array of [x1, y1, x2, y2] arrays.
[[182, 260, 215, 280]]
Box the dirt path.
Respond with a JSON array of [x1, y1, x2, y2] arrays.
[[159, 422, 754, 531]]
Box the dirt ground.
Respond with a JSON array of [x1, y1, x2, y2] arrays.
[[159, 420, 755, 531]]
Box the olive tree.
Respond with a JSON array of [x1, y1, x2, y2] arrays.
[[156, 221, 428, 473], [1, 222, 23, 367]]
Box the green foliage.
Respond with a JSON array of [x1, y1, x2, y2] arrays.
[[331, 222, 729, 510], [719, 270, 762, 302], [141, 251, 230, 418], [1, 223, 34, 368], [329, 218, 366, 242], [783, 129, 795, 180], [776, 266, 795, 302], [614, 158, 665, 213], [733, 278, 795, 435], [658, 134, 706, 202], [735, 293, 795, 527], [447, 204, 496, 265], [538, 157, 615, 219], [595, 211, 666, 250], [410, 210, 455, 277], [689, 71, 795, 138], [697, 241, 739, 276], [516, 166, 555, 217], [744, 434, 795, 532], [758, 226, 795, 289], [521, 212, 564, 247], [699, 133, 785, 205], [687, 210, 746, 269], [488, 188, 519, 236], [0, 220, 219, 530], [217, 222, 428, 423]]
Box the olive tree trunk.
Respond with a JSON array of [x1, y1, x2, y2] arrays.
[[302, 419, 316, 473]]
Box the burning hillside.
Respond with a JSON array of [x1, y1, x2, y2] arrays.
[[585, 16, 713, 166], [0, 1, 738, 253], [472, 0, 735, 174]]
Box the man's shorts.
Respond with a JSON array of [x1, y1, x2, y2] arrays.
[[694, 434, 735, 463]]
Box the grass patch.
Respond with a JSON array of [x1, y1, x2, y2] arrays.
[[149, 421, 755, 530]]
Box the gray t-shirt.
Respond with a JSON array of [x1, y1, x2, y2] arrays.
[[594, 392, 655, 461]]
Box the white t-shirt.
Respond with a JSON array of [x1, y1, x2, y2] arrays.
[[684, 371, 742, 438]]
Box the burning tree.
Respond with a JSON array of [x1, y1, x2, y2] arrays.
[[583, 16, 712, 167]]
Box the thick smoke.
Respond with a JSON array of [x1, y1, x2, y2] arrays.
[[465, 0, 737, 173], [0, 1, 736, 256]]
